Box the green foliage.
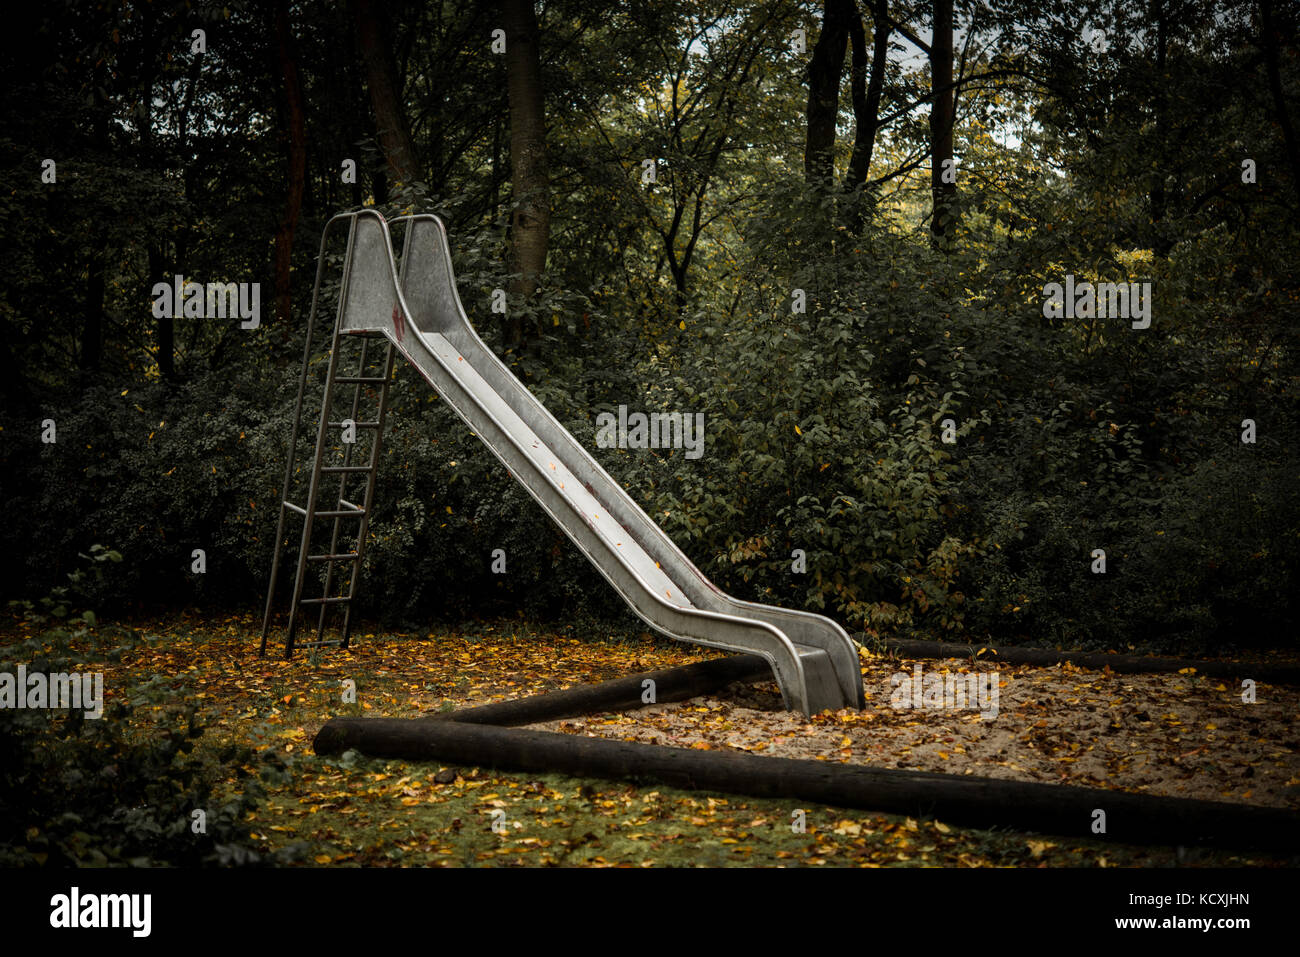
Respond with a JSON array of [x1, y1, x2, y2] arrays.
[[1, 0, 1297, 656], [1, 553, 299, 866]]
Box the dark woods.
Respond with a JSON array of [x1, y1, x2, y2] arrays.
[[1, 0, 1296, 655]]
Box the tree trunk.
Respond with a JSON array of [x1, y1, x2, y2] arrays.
[[929, 0, 956, 248], [354, 0, 420, 190], [490, 113, 503, 224], [1261, 0, 1300, 215], [81, 248, 104, 372], [869, 636, 1300, 684], [151, 244, 174, 380], [842, 0, 891, 231], [82, 73, 111, 374], [431, 655, 771, 727], [805, 0, 854, 187], [502, 0, 550, 354], [1149, 1, 1172, 256], [314, 717, 1300, 850], [0, 331, 23, 407], [273, 0, 307, 331], [136, 2, 165, 375]]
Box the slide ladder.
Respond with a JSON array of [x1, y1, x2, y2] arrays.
[[261, 210, 865, 716]]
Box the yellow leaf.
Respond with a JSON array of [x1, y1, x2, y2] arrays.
[[678, 320, 686, 330], [794, 424, 802, 435]]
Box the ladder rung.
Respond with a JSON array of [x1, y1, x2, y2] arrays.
[[307, 552, 360, 562], [299, 596, 352, 606], [321, 465, 374, 474], [327, 421, 381, 428], [296, 639, 344, 648], [283, 502, 364, 518], [335, 376, 390, 384]]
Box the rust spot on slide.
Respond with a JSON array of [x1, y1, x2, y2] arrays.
[[392, 304, 405, 341]]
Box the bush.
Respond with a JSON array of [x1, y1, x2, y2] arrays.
[[0, 553, 299, 866], [2, 177, 1295, 657]]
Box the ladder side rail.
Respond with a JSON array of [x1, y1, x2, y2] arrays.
[[285, 217, 362, 656], [260, 213, 358, 654], [339, 341, 396, 649], [315, 335, 372, 642], [333, 215, 413, 648]]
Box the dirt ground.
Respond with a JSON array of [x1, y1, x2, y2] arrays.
[[527, 651, 1300, 809]]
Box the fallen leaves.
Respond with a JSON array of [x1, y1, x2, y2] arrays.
[[5, 611, 1294, 869]]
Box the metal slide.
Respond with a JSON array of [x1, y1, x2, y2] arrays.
[[279, 209, 864, 716]]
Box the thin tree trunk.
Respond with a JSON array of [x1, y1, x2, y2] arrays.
[[81, 249, 104, 372], [805, 0, 854, 187], [872, 636, 1300, 684], [335, 2, 366, 209], [273, 0, 307, 331], [842, 0, 891, 231], [1149, 1, 1172, 256], [0, 329, 23, 406], [354, 0, 420, 190], [151, 244, 174, 380], [431, 655, 772, 726], [503, 0, 550, 354], [930, 0, 956, 248], [1261, 0, 1300, 214], [490, 113, 503, 224], [137, 2, 165, 375], [82, 72, 112, 373], [157, 305, 176, 379]]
